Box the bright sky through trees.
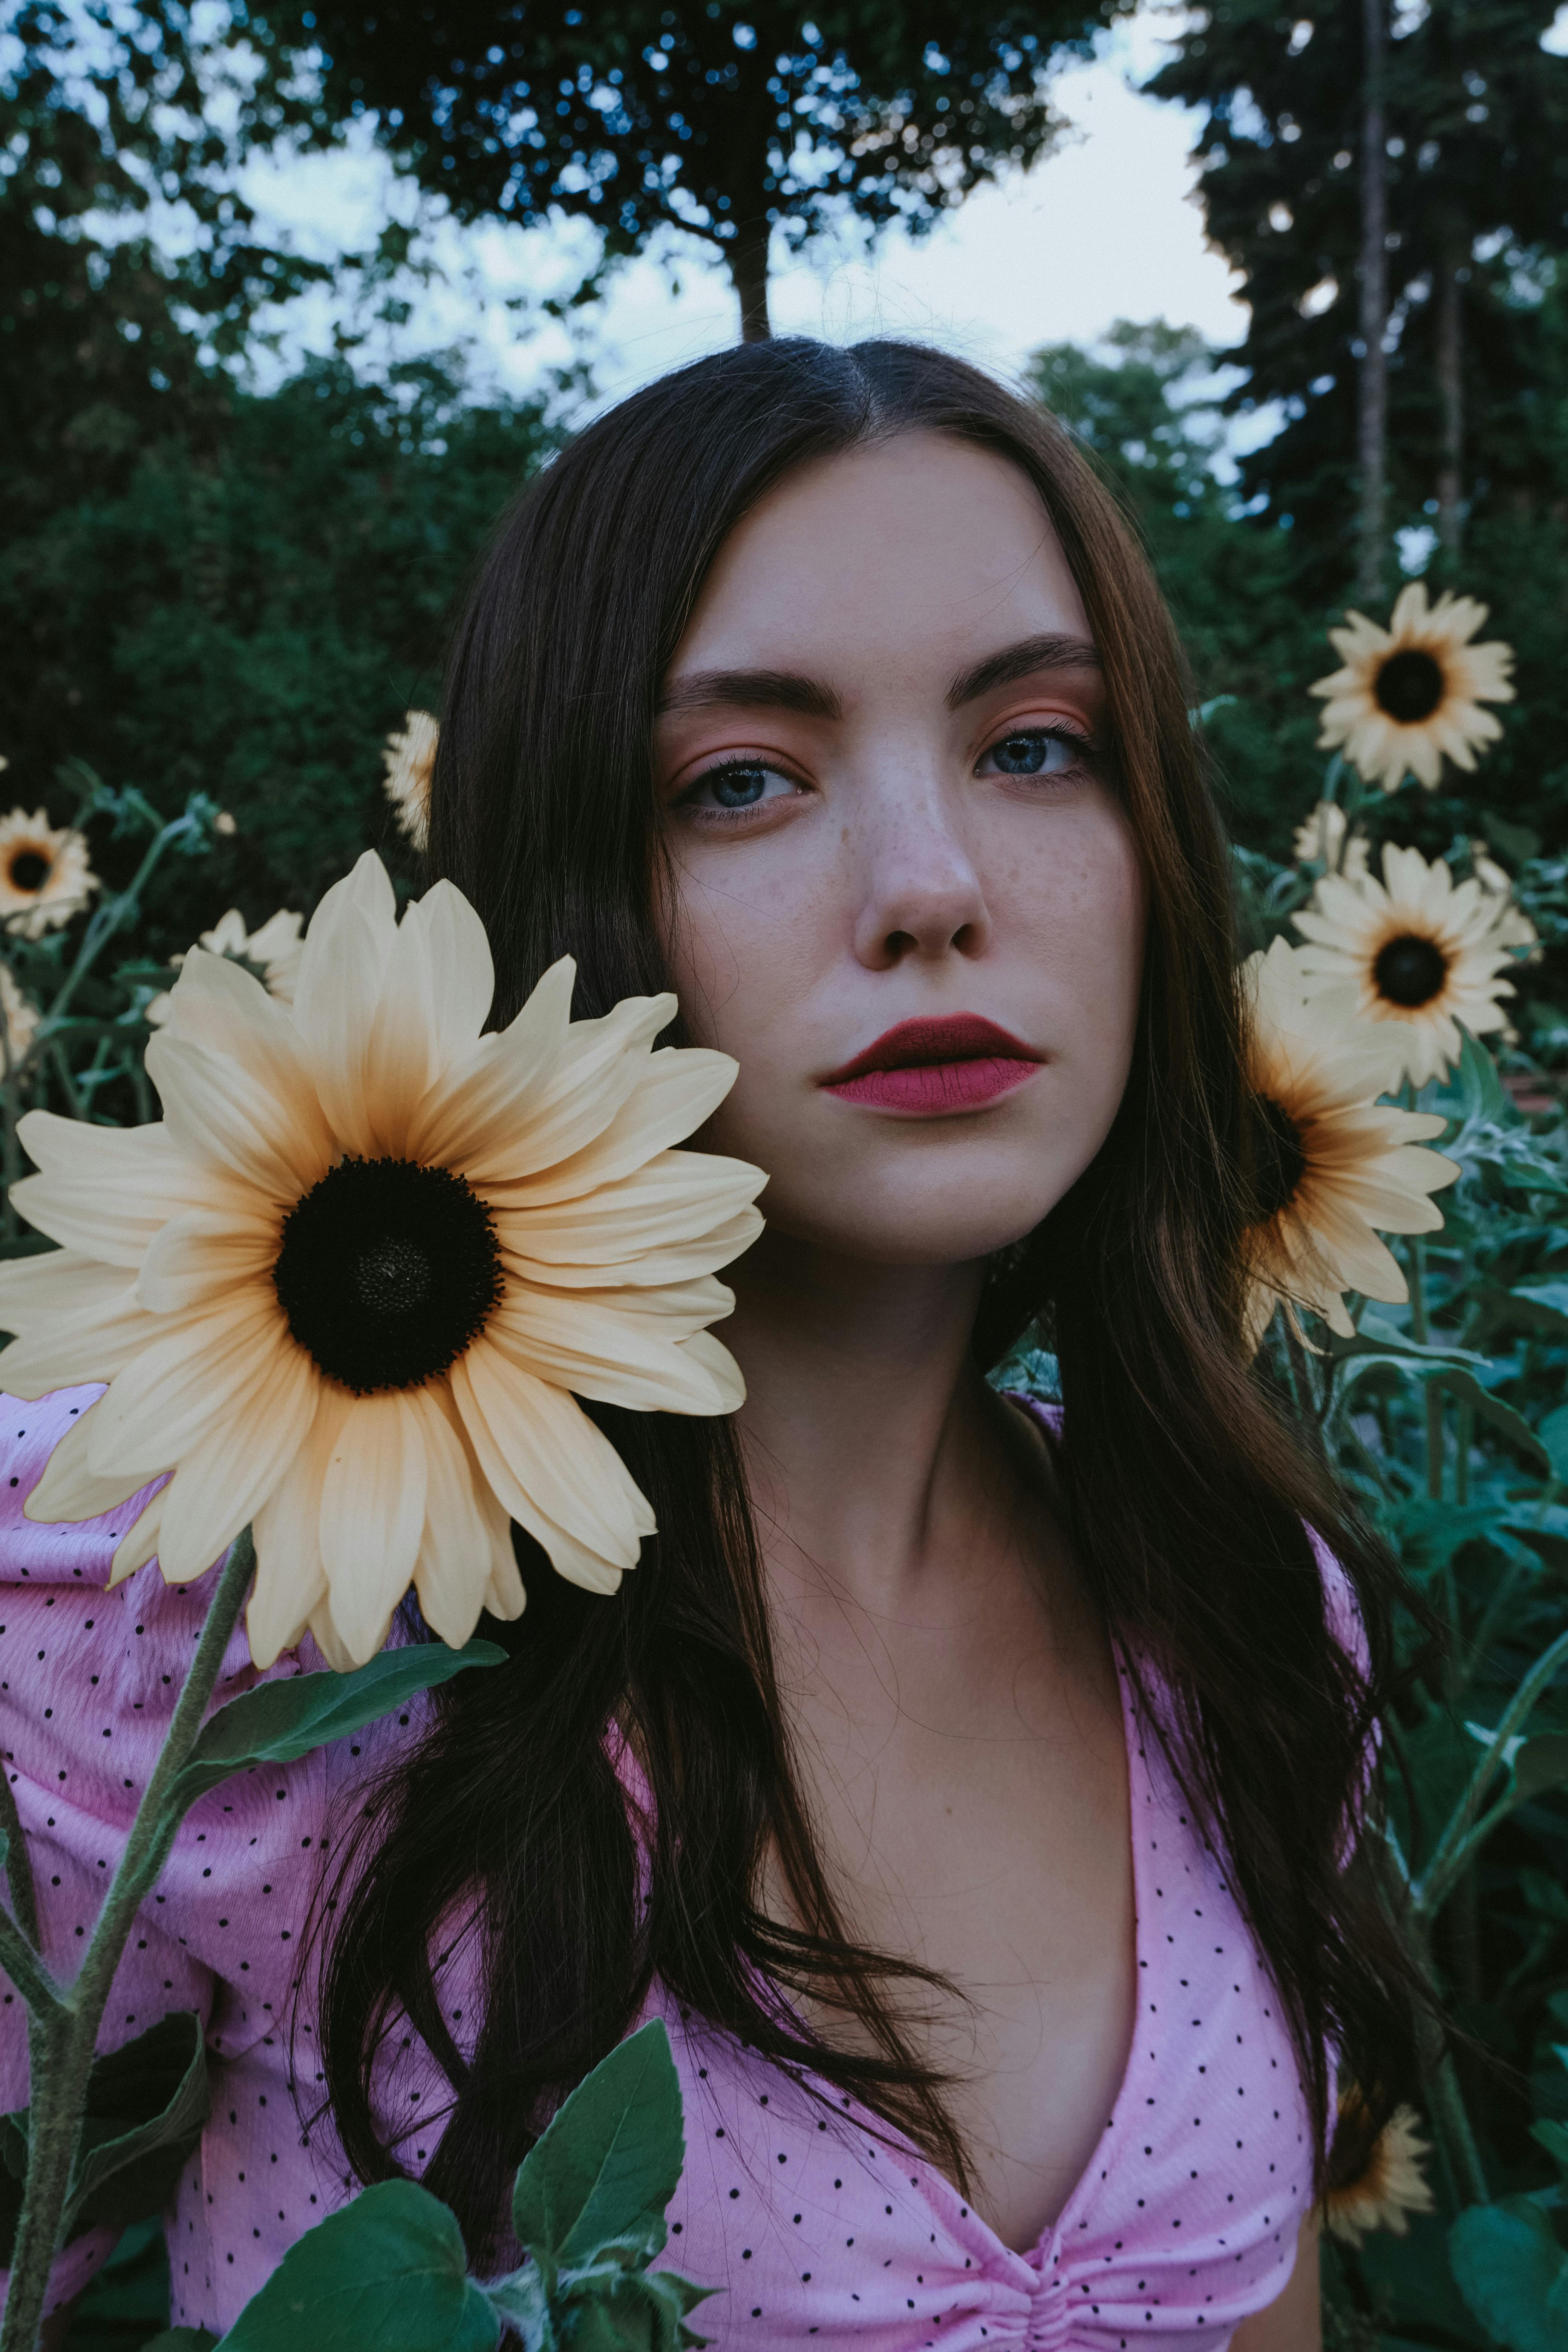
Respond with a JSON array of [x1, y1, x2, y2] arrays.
[[236, 12, 1248, 414]]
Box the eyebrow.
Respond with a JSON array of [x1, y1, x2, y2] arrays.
[[656, 668, 843, 720], [654, 632, 1101, 724], [944, 633, 1101, 710]]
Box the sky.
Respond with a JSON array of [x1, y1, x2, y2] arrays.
[[238, 8, 1248, 420]]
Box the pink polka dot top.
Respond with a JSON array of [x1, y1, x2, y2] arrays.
[[0, 1387, 1358, 2346]]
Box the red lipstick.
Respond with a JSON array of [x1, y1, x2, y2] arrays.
[[820, 1015, 1043, 1114]]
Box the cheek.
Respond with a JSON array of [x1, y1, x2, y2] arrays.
[[654, 843, 838, 1066], [1000, 809, 1145, 1046]]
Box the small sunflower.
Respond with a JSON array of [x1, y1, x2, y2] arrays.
[[1293, 842, 1516, 1089], [1326, 2095, 1435, 2247], [1292, 799, 1370, 881], [0, 808, 97, 938], [1240, 939, 1455, 1352], [145, 907, 306, 1028], [383, 711, 438, 851], [1310, 584, 1514, 793], [1470, 841, 1540, 962], [0, 963, 39, 1071], [0, 853, 765, 1671]]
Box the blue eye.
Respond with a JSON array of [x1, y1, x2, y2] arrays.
[[983, 731, 1079, 777], [683, 761, 797, 812]]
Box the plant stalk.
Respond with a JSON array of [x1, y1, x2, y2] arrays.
[[0, 1531, 254, 2352]]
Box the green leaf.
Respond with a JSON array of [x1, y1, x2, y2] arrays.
[[512, 2021, 686, 2270], [1449, 2197, 1568, 2352], [1510, 1282, 1568, 1330], [0, 2013, 210, 2262], [1514, 1732, 1568, 1804], [1433, 1369, 1552, 1475], [219, 2179, 499, 2352], [169, 1641, 506, 1812], [1531, 2118, 1568, 2177]]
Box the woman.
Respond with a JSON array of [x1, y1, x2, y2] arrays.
[[0, 337, 1415, 2349]]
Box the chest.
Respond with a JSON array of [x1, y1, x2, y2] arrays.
[[773, 1576, 1137, 2252]]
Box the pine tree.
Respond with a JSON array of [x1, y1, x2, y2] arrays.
[[1147, 0, 1568, 589]]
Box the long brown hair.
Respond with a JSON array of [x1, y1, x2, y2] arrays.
[[312, 336, 1417, 2260]]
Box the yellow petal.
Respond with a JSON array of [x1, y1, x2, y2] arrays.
[[110, 1487, 166, 1586], [409, 1388, 502, 1648], [449, 1346, 648, 1589], [494, 1149, 765, 1268], [455, 992, 677, 1187], [26, 1408, 151, 1524], [407, 880, 495, 1066], [155, 1334, 318, 1582], [160, 951, 336, 1169], [147, 1032, 330, 1204], [481, 1046, 740, 1209], [248, 1388, 349, 1667], [136, 1210, 280, 1315], [317, 1390, 430, 1664], [485, 1288, 743, 1413], [405, 957, 576, 1170], [86, 1293, 282, 1480]]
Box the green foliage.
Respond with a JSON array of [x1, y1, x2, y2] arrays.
[[0, 2016, 209, 2262], [212, 2024, 713, 2352], [0, 357, 561, 965], [250, 0, 1103, 322], [218, 2181, 500, 2352], [171, 1640, 508, 1802]]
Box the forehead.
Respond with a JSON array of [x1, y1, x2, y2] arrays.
[[671, 430, 1093, 681]]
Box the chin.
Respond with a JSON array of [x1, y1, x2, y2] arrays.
[[759, 1158, 1068, 1268]]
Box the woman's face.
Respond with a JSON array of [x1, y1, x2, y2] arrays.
[[653, 430, 1145, 1268]]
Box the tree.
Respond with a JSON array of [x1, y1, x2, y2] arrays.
[[1147, 0, 1568, 586], [255, 0, 1103, 338]]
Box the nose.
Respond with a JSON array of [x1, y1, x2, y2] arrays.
[[850, 784, 992, 972]]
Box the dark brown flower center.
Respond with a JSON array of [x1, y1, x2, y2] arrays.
[[274, 1156, 503, 1394], [8, 850, 50, 894], [1251, 1093, 1307, 1220], [1373, 648, 1445, 724], [1374, 933, 1448, 1009]]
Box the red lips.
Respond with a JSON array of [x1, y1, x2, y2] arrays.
[[820, 1016, 1043, 1114]]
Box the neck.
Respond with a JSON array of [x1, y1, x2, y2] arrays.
[[724, 1229, 1009, 1616]]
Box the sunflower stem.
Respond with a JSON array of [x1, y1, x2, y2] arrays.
[[1425, 1380, 1444, 1504], [0, 1530, 254, 2352]]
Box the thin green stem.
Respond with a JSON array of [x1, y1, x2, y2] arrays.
[[1407, 1233, 1430, 1346], [0, 1914, 61, 2021], [1453, 1399, 1473, 1508], [1416, 1620, 1568, 1921], [0, 1744, 41, 1951], [0, 1531, 254, 2352], [1425, 1379, 1444, 1504]]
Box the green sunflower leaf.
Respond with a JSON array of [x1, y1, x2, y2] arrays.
[[512, 2020, 685, 2269], [217, 2178, 499, 2352]]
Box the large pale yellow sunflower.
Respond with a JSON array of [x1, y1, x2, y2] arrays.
[[0, 808, 97, 937], [1326, 2096, 1434, 2248], [1240, 939, 1455, 1352], [0, 853, 765, 1671], [1292, 842, 1515, 1089], [145, 906, 305, 1028], [383, 711, 438, 850], [1310, 584, 1514, 793]]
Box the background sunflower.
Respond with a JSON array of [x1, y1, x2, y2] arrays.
[[1293, 842, 1517, 1089], [1309, 585, 1514, 795]]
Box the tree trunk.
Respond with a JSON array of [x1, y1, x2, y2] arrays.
[[1435, 235, 1464, 559], [728, 217, 773, 342], [1356, 0, 1389, 605]]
